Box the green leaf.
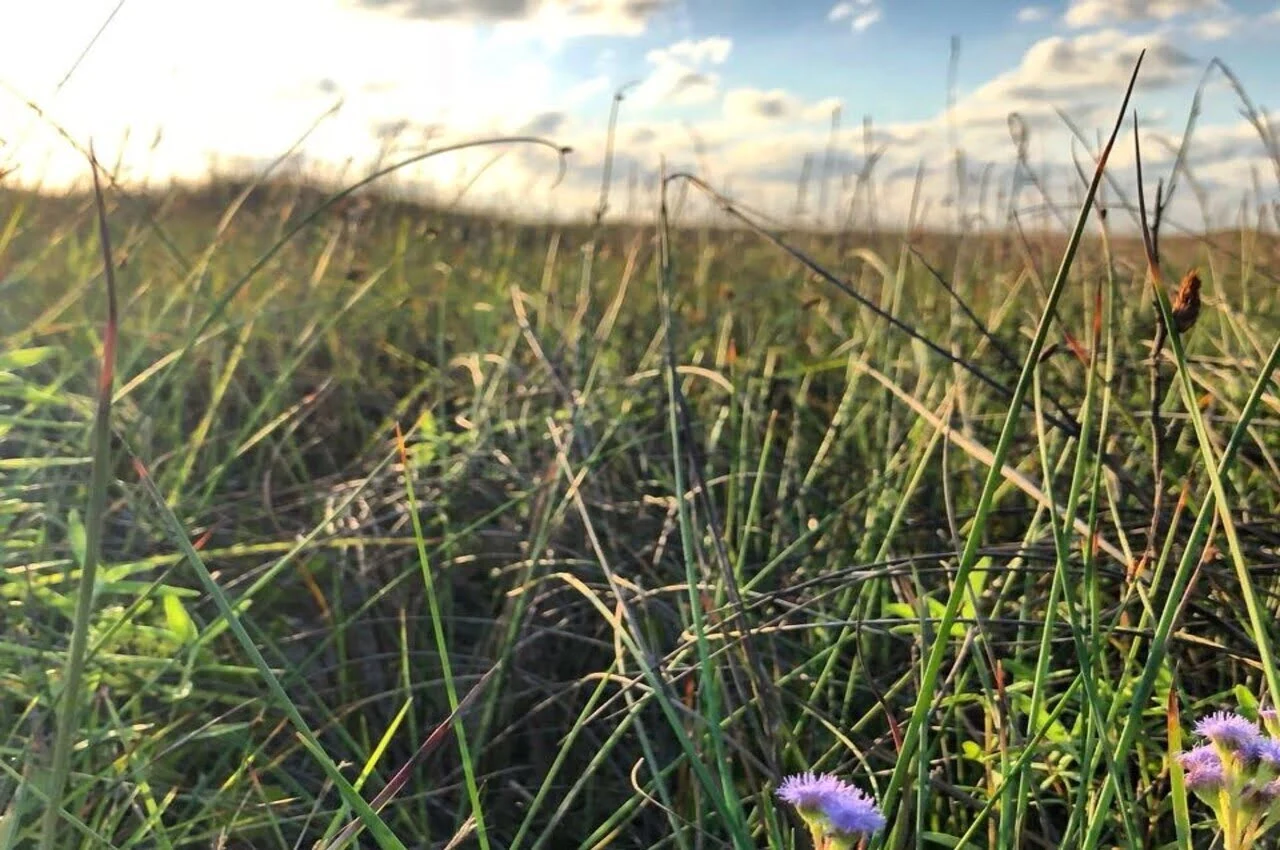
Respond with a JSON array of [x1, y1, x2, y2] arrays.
[[1234, 685, 1259, 717], [162, 594, 198, 644], [0, 346, 58, 370]]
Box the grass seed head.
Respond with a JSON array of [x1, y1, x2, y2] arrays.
[[1171, 267, 1203, 334]]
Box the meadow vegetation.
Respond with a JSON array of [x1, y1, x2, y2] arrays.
[[1, 60, 1279, 850]]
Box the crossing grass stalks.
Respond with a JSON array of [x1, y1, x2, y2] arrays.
[[1, 56, 1279, 850]]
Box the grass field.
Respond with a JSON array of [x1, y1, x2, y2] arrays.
[[2, 71, 1280, 850]]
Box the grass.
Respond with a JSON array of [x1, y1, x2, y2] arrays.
[[2, 60, 1280, 850]]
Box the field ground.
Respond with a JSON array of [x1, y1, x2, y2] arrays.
[[1, 168, 1279, 849]]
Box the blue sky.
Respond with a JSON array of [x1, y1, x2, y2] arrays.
[[2, 0, 1278, 228]]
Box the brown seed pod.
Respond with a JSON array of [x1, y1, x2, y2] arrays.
[[1171, 268, 1202, 334]]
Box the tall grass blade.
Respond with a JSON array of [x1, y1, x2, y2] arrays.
[[36, 148, 119, 850]]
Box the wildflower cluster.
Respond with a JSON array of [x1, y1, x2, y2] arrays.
[[1179, 709, 1280, 850], [776, 772, 885, 850]]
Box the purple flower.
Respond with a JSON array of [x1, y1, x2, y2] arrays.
[[825, 788, 887, 836], [1181, 704, 1280, 846], [777, 772, 852, 812], [1185, 761, 1225, 792], [1180, 744, 1223, 772], [777, 772, 886, 836], [1242, 737, 1280, 769], [1179, 745, 1225, 791], [1195, 711, 1261, 751]]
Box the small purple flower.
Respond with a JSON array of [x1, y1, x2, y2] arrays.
[[1180, 744, 1223, 772], [1195, 711, 1261, 751], [1182, 702, 1280, 847], [1179, 744, 1226, 792], [777, 771, 886, 840], [1242, 737, 1280, 769], [825, 789, 887, 836], [777, 772, 851, 812], [1185, 761, 1225, 792]]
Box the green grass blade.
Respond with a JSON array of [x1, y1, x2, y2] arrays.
[[37, 150, 119, 850]]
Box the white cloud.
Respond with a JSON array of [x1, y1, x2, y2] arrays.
[[803, 97, 846, 122], [438, 41, 1270, 229], [342, 0, 673, 36], [722, 89, 843, 124], [0, 0, 1273, 233], [563, 74, 613, 107], [547, 99, 1273, 229], [1189, 15, 1236, 39], [724, 89, 800, 122], [1064, 0, 1222, 28], [829, 0, 883, 32], [852, 9, 882, 31], [632, 37, 733, 107], [943, 29, 1197, 132], [0, 0, 573, 188], [828, 2, 855, 20], [1016, 5, 1049, 22], [651, 37, 733, 66]]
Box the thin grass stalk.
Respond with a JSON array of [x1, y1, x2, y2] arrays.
[[37, 151, 118, 850], [1016, 253, 1111, 844], [873, 52, 1146, 849], [1032, 371, 1144, 846], [657, 163, 752, 847], [394, 427, 489, 850]]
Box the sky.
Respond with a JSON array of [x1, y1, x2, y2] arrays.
[[1, 0, 1278, 230]]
